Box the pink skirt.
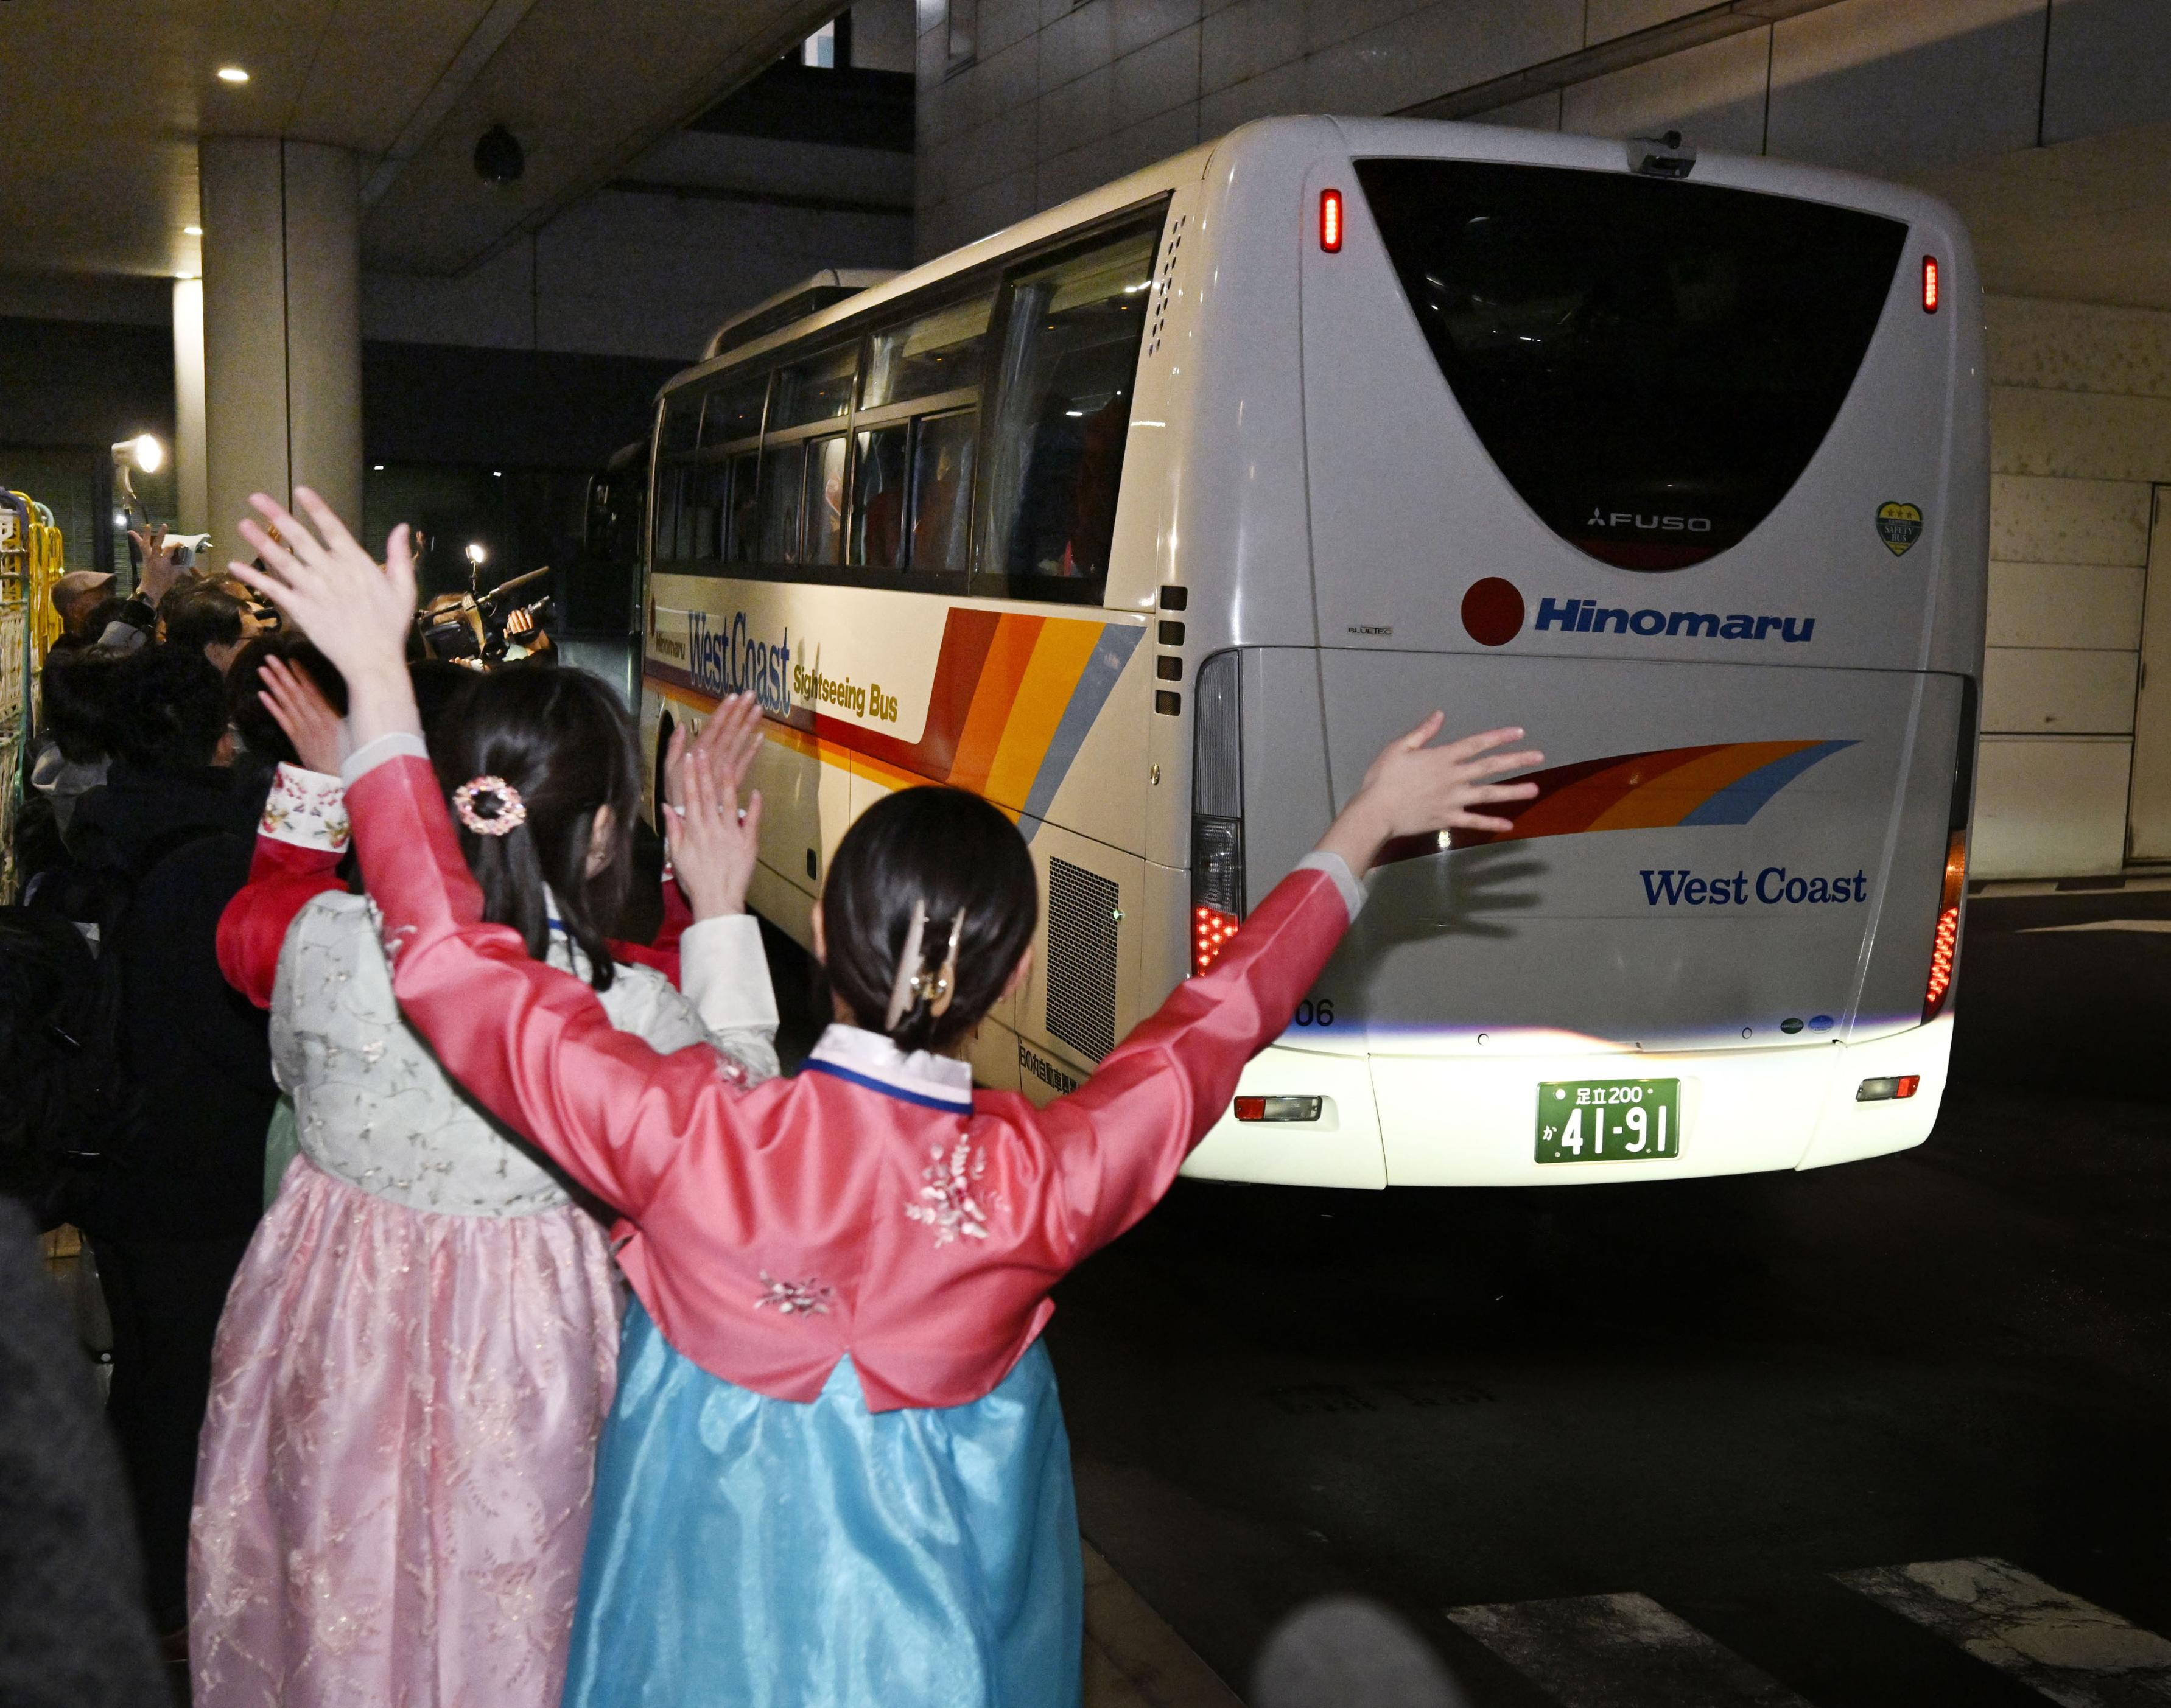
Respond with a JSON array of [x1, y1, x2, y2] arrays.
[[189, 1158, 622, 1708]]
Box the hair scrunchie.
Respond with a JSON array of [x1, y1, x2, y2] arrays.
[[452, 774, 527, 836]]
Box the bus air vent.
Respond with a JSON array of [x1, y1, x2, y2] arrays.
[[1046, 858, 1120, 1060]]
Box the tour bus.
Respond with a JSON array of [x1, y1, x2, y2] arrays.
[[636, 116, 1986, 1189]]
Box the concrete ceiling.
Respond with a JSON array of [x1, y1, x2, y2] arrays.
[[1920, 119, 2171, 314], [0, 0, 835, 284]]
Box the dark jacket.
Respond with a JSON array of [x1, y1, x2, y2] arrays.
[[69, 766, 276, 1242], [0, 1199, 168, 1708]]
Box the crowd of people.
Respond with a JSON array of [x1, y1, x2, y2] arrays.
[[3, 489, 1540, 1708]]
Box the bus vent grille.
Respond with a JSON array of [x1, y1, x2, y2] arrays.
[[1146, 214, 1187, 358], [1046, 858, 1120, 1060]]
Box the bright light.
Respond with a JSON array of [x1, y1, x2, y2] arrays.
[[465, 542, 488, 567], [1922, 255, 1940, 313], [217, 65, 250, 83], [119, 433, 164, 474], [373, 463, 385, 471], [184, 225, 202, 236], [1320, 187, 1344, 253]]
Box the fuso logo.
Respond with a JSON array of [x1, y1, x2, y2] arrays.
[[1461, 577, 1525, 646]]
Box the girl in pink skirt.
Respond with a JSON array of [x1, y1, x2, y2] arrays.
[[188, 667, 779, 1708]]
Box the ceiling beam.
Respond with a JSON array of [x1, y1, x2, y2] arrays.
[[1394, 0, 1848, 122]]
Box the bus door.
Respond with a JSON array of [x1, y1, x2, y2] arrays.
[[1283, 150, 1969, 1091]]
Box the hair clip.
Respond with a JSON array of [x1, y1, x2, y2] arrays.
[[452, 774, 527, 837], [927, 909, 966, 1018], [884, 901, 930, 1032], [883, 903, 969, 1033]]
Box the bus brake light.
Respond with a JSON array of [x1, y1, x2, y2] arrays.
[[1923, 827, 1965, 1019], [1320, 189, 1343, 253], [1194, 905, 1239, 976], [1922, 255, 1940, 313]]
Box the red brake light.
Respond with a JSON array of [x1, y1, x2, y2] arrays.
[[1194, 904, 1239, 976], [1320, 188, 1343, 253], [1922, 255, 1940, 313], [1923, 828, 1965, 1019]]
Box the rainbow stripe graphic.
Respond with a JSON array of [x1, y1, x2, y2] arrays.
[[1380, 739, 1856, 865], [650, 607, 1142, 835]]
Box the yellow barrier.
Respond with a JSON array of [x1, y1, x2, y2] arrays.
[[25, 497, 66, 665]]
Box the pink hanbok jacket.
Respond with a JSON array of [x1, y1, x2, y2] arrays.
[[348, 747, 1359, 1412]]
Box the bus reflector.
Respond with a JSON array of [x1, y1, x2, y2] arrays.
[[1856, 1076, 1920, 1102], [1320, 188, 1343, 253], [1923, 827, 1966, 1020], [1194, 905, 1239, 976], [1234, 1096, 1324, 1122], [1922, 255, 1940, 312]]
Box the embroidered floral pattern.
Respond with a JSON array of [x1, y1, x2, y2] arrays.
[[261, 764, 352, 852], [753, 1272, 835, 1315], [905, 1138, 990, 1245]]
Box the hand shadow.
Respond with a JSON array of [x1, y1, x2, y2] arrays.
[[1353, 843, 1546, 948]]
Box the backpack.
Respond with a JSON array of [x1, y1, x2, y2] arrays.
[[0, 905, 114, 1230], [1, 826, 217, 1230]]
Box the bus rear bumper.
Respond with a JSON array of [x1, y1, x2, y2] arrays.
[[1179, 1016, 1954, 1188]]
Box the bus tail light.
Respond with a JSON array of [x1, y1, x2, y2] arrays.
[[1320, 189, 1343, 253], [1235, 1096, 1324, 1122], [1922, 255, 1940, 312], [1857, 1076, 1920, 1102], [1192, 828, 1243, 975], [1923, 827, 1965, 1020], [1192, 651, 1245, 975]]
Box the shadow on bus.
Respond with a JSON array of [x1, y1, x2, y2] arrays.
[[1360, 849, 1549, 944]]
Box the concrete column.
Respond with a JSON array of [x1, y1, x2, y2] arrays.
[[172, 278, 208, 534], [200, 137, 362, 554]]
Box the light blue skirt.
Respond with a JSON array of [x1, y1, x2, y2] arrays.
[[563, 1298, 1083, 1708]]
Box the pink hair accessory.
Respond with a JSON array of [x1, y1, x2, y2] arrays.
[[452, 774, 527, 836]]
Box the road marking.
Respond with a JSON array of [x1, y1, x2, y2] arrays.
[[2019, 920, 2171, 933], [1447, 1592, 1812, 1707], [1837, 1558, 2171, 1707]]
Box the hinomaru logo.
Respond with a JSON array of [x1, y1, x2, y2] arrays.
[[1458, 578, 1817, 648]]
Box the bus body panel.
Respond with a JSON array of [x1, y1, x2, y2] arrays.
[[633, 115, 1986, 1190]]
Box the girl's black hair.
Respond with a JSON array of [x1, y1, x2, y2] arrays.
[[39, 648, 121, 764], [822, 786, 1039, 1054], [429, 664, 639, 990]]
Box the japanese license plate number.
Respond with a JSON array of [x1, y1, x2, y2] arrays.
[[1535, 1079, 1679, 1164]]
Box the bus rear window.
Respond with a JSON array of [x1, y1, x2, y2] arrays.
[[1353, 160, 1906, 570]]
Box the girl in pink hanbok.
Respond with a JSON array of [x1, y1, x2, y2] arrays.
[[233, 489, 1541, 1708], [188, 662, 779, 1708]]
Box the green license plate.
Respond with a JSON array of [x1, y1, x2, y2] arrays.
[[1535, 1079, 1680, 1164]]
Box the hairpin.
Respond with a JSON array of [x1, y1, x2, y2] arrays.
[[883, 901, 969, 1032], [452, 774, 527, 836]]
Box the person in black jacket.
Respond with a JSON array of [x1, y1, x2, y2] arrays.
[[0, 1197, 168, 1708], [68, 643, 278, 1641]]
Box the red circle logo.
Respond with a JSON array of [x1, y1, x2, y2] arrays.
[[1461, 577, 1524, 646]]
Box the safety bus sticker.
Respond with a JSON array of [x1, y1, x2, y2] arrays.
[[1877, 501, 1923, 556]]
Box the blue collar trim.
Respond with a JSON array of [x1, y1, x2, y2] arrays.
[[801, 1057, 973, 1115]]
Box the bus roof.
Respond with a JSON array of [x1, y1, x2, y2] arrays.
[[654, 113, 1965, 404]]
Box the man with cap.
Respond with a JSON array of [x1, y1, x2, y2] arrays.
[[50, 569, 117, 641]]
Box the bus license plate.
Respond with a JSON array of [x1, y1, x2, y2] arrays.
[[1535, 1079, 1679, 1164]]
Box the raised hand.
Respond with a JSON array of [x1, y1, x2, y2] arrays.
[[258, 653, 346, 775], [128, 523, 183, 604], [664, 744, 765, 922], [1317, 716, 1544, 875], [226, 489, 421, 749], [664, 692, 765, 817]]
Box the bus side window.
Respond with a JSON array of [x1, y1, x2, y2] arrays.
[[912, 410, 976, 574], [806, 435, 849, 565], [851, 426, 910, 570], [979, 218, 1159, 599], [651, 390, 703, 567], [725, 451, 761, 562], [758, 443, 807, 563]]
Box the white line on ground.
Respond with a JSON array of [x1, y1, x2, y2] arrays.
[[1447, 1591, 1813, 1707], [1836, 1558, 2171, 1707]]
